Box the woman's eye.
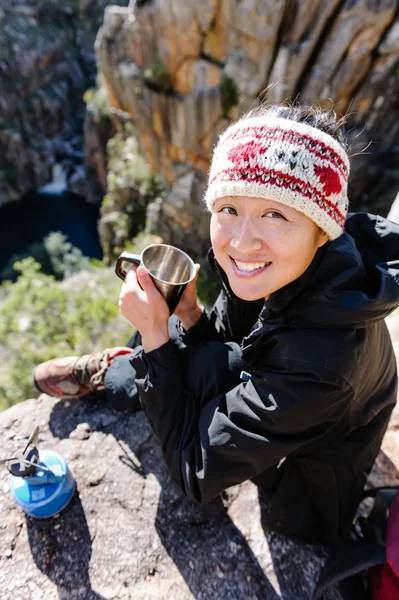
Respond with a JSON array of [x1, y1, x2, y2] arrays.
[[263, 211, 285, 219], [221, 206, 237, 215]]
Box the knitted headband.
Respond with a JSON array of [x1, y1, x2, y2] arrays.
[[204, 116, 350, 240]]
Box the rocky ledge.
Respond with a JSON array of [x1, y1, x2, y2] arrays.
[[0, 314, 398, 600]]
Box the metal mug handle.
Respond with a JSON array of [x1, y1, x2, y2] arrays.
[[115, 251, 141, 281]]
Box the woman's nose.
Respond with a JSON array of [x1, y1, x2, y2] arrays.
[[230, 219, 263, 252]]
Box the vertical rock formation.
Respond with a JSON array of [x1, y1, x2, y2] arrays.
[[0, 0, 128, 206], [2, 0, 397, 252], [0, 1, 83, 204], [95, 0, 399, 257]]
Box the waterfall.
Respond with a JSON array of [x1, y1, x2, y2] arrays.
[[388, 192, 399, 225], [38, 164, 67, 194], [0, 162, 102, 280]]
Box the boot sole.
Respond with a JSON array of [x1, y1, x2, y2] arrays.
[[31, 367, 87, 399], [32, 368, 44, 395]]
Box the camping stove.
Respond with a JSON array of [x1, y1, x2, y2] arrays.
[[1, 425, 76, 518]]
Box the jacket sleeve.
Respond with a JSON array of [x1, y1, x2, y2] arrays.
[[130, 340, 352, 503]]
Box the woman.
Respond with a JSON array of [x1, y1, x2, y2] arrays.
[[34, 104, 399, 548]]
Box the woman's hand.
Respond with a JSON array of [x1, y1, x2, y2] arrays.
[[118, 265, 170, 353], [173, 263, 203, 330]]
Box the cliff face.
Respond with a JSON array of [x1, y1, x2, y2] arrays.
[[94, 0, 399, 256], [0, 0, 128, 206], [97, 0, 399, 183], [2, 0, 398, 251]]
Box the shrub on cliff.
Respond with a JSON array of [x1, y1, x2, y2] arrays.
[[1, 231, 92, 282], [99, 122, 167, 264], [0, 257, 132, 411]]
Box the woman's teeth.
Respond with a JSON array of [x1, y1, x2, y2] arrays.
[[234, 259, 270, 272]]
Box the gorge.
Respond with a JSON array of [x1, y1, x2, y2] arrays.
[[0, 165, 102, 280]]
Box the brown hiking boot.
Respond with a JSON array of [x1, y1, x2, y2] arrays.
[[33, 347, 133, 398]]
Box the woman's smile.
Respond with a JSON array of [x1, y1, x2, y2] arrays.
[[230, 257, 272, 276]]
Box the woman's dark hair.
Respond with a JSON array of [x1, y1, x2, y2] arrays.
[[243, 103, 349, 153]]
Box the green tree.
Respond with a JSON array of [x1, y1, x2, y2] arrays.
[[0, 257, 132, 410]]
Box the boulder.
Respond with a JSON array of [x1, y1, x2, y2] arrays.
[[0, 396, 338, 600]]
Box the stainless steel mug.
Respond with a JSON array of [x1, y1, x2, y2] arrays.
[[115, 244, 196, 314]]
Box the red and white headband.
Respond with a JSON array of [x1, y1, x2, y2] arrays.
[[204, 116, 350, 240]]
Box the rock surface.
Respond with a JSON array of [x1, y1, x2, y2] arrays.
[[0, 314, 398, 600]]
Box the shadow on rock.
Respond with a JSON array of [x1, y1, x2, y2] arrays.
[[48, 397, 279, 599], [47, 392, 112, 440], [26, 489, 106, 600], [257, 450, 399, 600], [154, 490, 280, 600], [47, 397, 399, 600]]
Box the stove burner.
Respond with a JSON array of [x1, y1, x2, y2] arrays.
[[6, 447, 39, 478]]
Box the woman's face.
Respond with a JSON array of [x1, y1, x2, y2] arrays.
[[210, 196, 329, 301]]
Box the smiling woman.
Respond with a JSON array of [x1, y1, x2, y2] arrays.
[[33, 103, 399, 573]]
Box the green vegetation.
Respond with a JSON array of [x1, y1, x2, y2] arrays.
[[43, 232, 92, 279], [100, 123, 166, 262], [220, 73, 239, 118], [0, 257, 133, 411], [0, 226, 219, 412], [144, 56, 171, 91], [84, 83, 112, 123], [0, 166, 19, 187], [0, 248, 219, 412], [106, 124, 159, 199], [0, 231, 91, 282], [196, 259, 220, 309]]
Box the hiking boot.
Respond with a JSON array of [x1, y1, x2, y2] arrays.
[[33, 347, 133, 398]]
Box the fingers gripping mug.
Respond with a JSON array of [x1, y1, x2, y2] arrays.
[[115, 244, 196, 314]]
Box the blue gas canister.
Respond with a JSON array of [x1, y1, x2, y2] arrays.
[[1, 425, 76, 518]]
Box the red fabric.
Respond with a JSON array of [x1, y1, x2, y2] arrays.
[[222, 125, 349, 175], [369, 564, 399, 599], [314, 164, 343, 196], [211, 166, 345, 225], [387, 492, 399, 577], [205, 115, 350, 239], [369, 493, 399, 599], [108, 347, 133, 358]]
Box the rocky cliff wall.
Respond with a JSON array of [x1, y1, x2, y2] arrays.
[[94, 0, 399, 257], [2, 0, 398, 253], [0, 0, 128, 206]]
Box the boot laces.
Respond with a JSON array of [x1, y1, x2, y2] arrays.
[[73, 350, 110, 390]]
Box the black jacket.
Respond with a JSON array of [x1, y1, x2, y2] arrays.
[[130, 213, 399, 547]]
